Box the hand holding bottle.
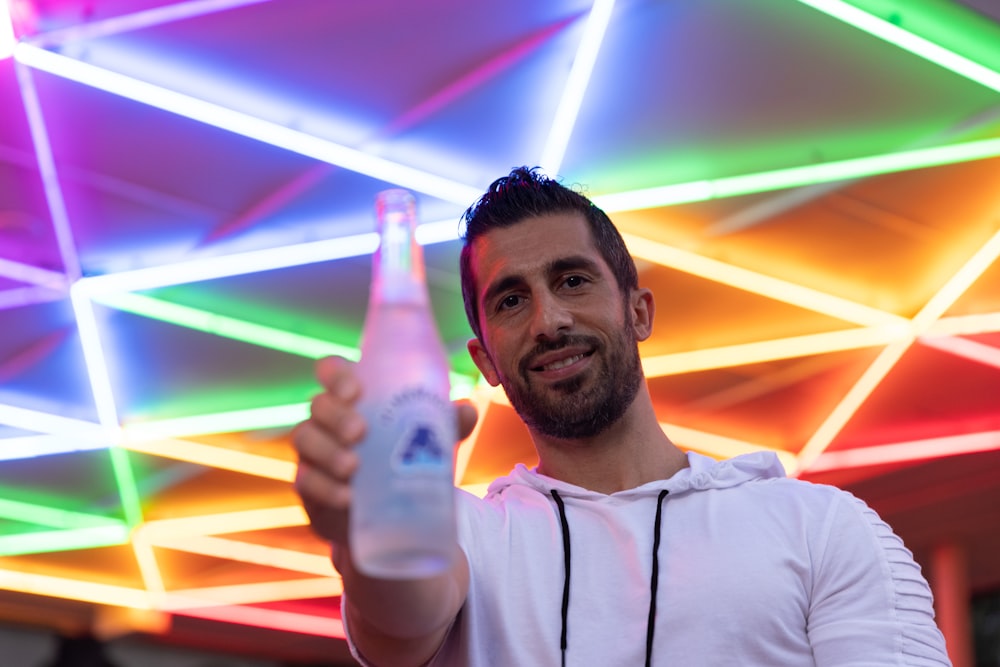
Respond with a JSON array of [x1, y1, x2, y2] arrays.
[[293, 355, 478, 550]]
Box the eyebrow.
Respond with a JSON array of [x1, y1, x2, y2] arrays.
[[481, 255, 603, 309]]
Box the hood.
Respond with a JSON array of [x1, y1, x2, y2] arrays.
[[485, 450, 787, 501]]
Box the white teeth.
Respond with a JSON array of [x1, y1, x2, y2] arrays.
[[543, 354, 584, 371]]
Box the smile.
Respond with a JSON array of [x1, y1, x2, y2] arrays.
[[541, 354, 586, 371]]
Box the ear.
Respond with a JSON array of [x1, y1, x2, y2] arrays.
[[467, 337, 501, 386], [630, 287, 655, 342]]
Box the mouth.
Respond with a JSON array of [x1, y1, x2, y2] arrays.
[[528, 348, 595, 374]]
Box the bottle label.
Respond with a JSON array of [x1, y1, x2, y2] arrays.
[[374, 387, 453, 474]]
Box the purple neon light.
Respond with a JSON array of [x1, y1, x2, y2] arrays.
[[14, 61, 82, 280]]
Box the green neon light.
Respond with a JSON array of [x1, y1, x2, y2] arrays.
[[0, 498, 123, 530], [793, 0, 1000, 92], [93, 291, 361, 361], [124, 403, 311, 438], [0, 524, 131, 557], [843, 0, 1000, 73], [108, 447, 144, 528], [94, 292, 478, 399], [593, 136, 1000, 212]]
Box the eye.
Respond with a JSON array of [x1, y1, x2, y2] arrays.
[[498, 294, 522, 311], [564, 275, 587, 288]]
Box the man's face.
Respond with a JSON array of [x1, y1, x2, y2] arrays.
[[466, 212, 650, 440]]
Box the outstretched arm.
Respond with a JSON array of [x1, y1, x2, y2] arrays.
[[294, 356, 475, 667]]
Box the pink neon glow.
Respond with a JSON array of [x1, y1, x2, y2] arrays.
[[805, 430, 1000, 473], [0, 0, 14, 60], [175, 604, 345, 638], [919, 335, 1000, 371]]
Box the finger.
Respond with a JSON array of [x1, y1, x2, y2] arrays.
[[454, 400, 479, 441], [315, 356, 362, 401], [294, 420, 361, 480], [308, 392, 367, 445]]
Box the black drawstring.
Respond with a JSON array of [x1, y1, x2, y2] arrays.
[[646, 489, 669, 666], [550, 488, 670, 666], [551, 489, 571, 667]]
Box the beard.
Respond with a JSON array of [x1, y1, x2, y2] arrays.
[[498, 326, 644, 440]]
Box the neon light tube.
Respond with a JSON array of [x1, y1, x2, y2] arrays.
[[641, 325, 909, 377], [163, 578, 343, 608], [911, 228, 1000, 330], [928, 312, 1000, 337], [13, 44, 482, 205], [919, 335, 1000, 371], [0, 524, 130, 556], [0, 0, 15, 60], [95, 293, 477, 396], [122, 435, 297, 481], [538, 0, 616, 174], [69, 284, 120, 429], [0, 498, 124, 530], [793, 0, 1000, 92], [75, 233, 378, 296], [661, 422, 797, 473], [0, 257, 68, 289], [0, 286, 65, 311], [622, 233, 907, 327], [0, 569, 150, 608], [137, 506, 308, 541], [593, 136, 1000, 212], [795, 338, 913, 473], [152, 535, 336, 576], [124, 404, 309, 440], [0, 434, 108, 461], [27, 0, 270, 48], [14, 61, 82, 280], [806, 430, 1000, 473], [0, 403, 110, 438], [173, 605, 345, 639], [93, 292, 360, 361]]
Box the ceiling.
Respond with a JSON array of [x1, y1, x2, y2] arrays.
[[1, 0, 1000, 663]]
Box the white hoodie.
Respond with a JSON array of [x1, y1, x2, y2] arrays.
[[347, 452, 950, 666]]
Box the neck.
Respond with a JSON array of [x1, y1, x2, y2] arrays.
[[532, 387, 688, 494]]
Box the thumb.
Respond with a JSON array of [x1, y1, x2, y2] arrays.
[[454, 400, 479, 441]]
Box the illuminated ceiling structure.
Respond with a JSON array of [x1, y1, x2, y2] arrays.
[[1, 0, 999, 662]]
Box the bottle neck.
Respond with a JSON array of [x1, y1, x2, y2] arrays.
[[371, 190, 428, 305]]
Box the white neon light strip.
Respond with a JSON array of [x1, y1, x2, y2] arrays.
[[0, 258, 68, 289], [75, 233, 378, 296], [13, 61, 82, 280], [661, 422, 798, 473], [0, 403, 108, 439], [122, 435, 297, 481], [538, 0, 616, 174], [123, 404, 308, 441], [69, 283, 121, 428], [0, 434, 108, 461], [14, 44, 482, 205], [928, 312, 1000, 337], [0, 0, 14, 60], [27, 0, 271, 48], [807, 430, 1000, 473], [793, 0, 1000, 93], [0, 286, 65, 311], [136, 506, 307, 541], [163, 578, 343, 609]]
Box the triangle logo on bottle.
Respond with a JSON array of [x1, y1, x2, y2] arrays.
[[393, 422, 446, 470]]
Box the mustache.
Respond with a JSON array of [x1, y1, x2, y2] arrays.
[[520, 335, 602, 375]]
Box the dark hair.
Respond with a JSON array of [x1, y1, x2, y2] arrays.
[[459, 166, 638, 341]]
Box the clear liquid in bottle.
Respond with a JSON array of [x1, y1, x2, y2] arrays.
[[349, 188, 457, 579]]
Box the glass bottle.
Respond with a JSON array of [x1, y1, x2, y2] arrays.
[[349, 188, 457, 579]]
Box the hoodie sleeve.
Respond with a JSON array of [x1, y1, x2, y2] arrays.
[[807, 491, 951, 666]]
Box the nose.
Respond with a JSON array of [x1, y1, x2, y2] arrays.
[[529, 291, 573, 341]]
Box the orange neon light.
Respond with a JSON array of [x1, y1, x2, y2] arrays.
[[641, 325, 908, 377], [0, 569, 151, 608], [122, 436, 296, 481], [661, 422, 797, 472], [622, 234, 905, 327], [156, 535, 335, 576], [136, 506, 307, 541]]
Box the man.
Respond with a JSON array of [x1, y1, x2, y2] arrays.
[[294, 167, 950, 666]]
